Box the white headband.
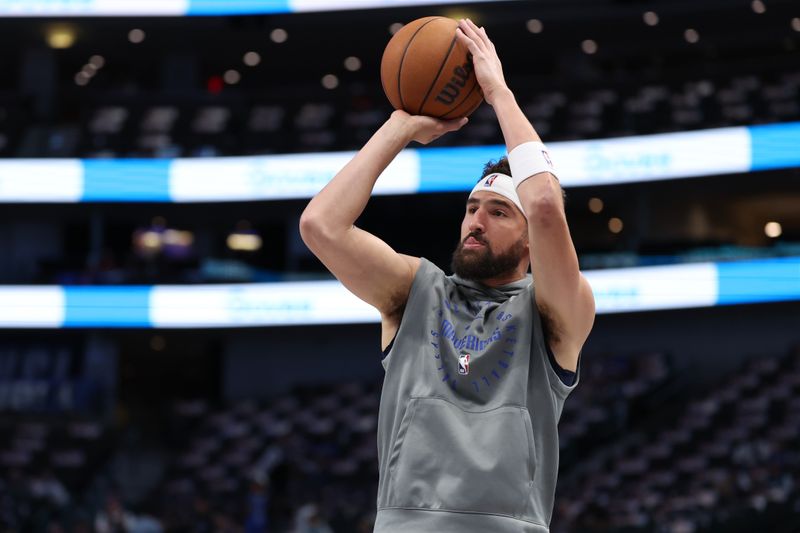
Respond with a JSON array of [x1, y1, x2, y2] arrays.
[[468, 173, 525, 215]]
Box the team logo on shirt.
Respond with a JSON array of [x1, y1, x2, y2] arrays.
[[430, 303, 518, 393], [458, 353, 471, 375]]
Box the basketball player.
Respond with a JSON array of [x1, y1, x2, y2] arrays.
[[299, 18, 595, 533]]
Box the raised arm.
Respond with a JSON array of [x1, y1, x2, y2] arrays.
[[456, 19, 595, 371], [300, 110, 467, 343]]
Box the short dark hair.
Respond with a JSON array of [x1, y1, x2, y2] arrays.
[[480, 157, 511, 180], [478, 156, 567, 203]]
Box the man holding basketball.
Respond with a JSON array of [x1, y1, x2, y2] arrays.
[[300, 18, 594, 533]]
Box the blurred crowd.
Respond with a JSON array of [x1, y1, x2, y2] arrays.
[[3, 349, 800, 532]]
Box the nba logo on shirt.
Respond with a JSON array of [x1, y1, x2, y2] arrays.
[[458, 353, 471, 375], [484, 174, 498, 187]]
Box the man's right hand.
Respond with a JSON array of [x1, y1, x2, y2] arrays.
[[390, 109, 468, 145]]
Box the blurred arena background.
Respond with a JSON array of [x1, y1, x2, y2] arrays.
[[0, 0, 799, 531]]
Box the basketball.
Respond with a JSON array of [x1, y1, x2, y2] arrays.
[[380, 16, 483, 119]]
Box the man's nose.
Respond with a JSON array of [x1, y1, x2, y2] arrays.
[[468, 209, 486, 233]]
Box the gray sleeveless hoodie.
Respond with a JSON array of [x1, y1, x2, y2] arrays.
[[374, 258, 578, 532]]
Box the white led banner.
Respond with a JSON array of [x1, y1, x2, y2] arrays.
[[0, 0, 493, 16], [1, 122, 798, 203], [0, 257, 796, 328]]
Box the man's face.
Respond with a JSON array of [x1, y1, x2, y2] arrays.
[[451, 191, 529, 281]]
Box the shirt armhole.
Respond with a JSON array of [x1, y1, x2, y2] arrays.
[[380, 257, 436, 365], [543, 329, 577, 387], [381, 334, 397, 360]]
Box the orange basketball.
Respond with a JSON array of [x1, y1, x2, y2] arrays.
[[380, 16, 483, 119]]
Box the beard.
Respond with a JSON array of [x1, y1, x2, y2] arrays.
[[451, 232, 528, 282]]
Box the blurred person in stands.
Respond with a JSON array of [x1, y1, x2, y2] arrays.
[[190, 496, 214, 533], [293, 503, 333, 533], [244, 474, 269, 533], [95, 493, 162, 533], [300, 18, 594, 533], [95, 494, 131, 533], [29, 469, 69, 508]]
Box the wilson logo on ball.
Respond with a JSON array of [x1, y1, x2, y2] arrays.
[[380, 17, 483, 119], [435, 58, 474, 105]]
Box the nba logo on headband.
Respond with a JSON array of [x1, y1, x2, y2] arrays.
[[469, 173, 526, 215]]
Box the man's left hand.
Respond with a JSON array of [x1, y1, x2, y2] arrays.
[[455, 18, 510, 106]]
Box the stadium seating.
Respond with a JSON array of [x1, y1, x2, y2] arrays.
[[0, 416, 114, 531], [2, 346, 798, 532], [552, 350, 800, 533], [27, 67, 794, 159]]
